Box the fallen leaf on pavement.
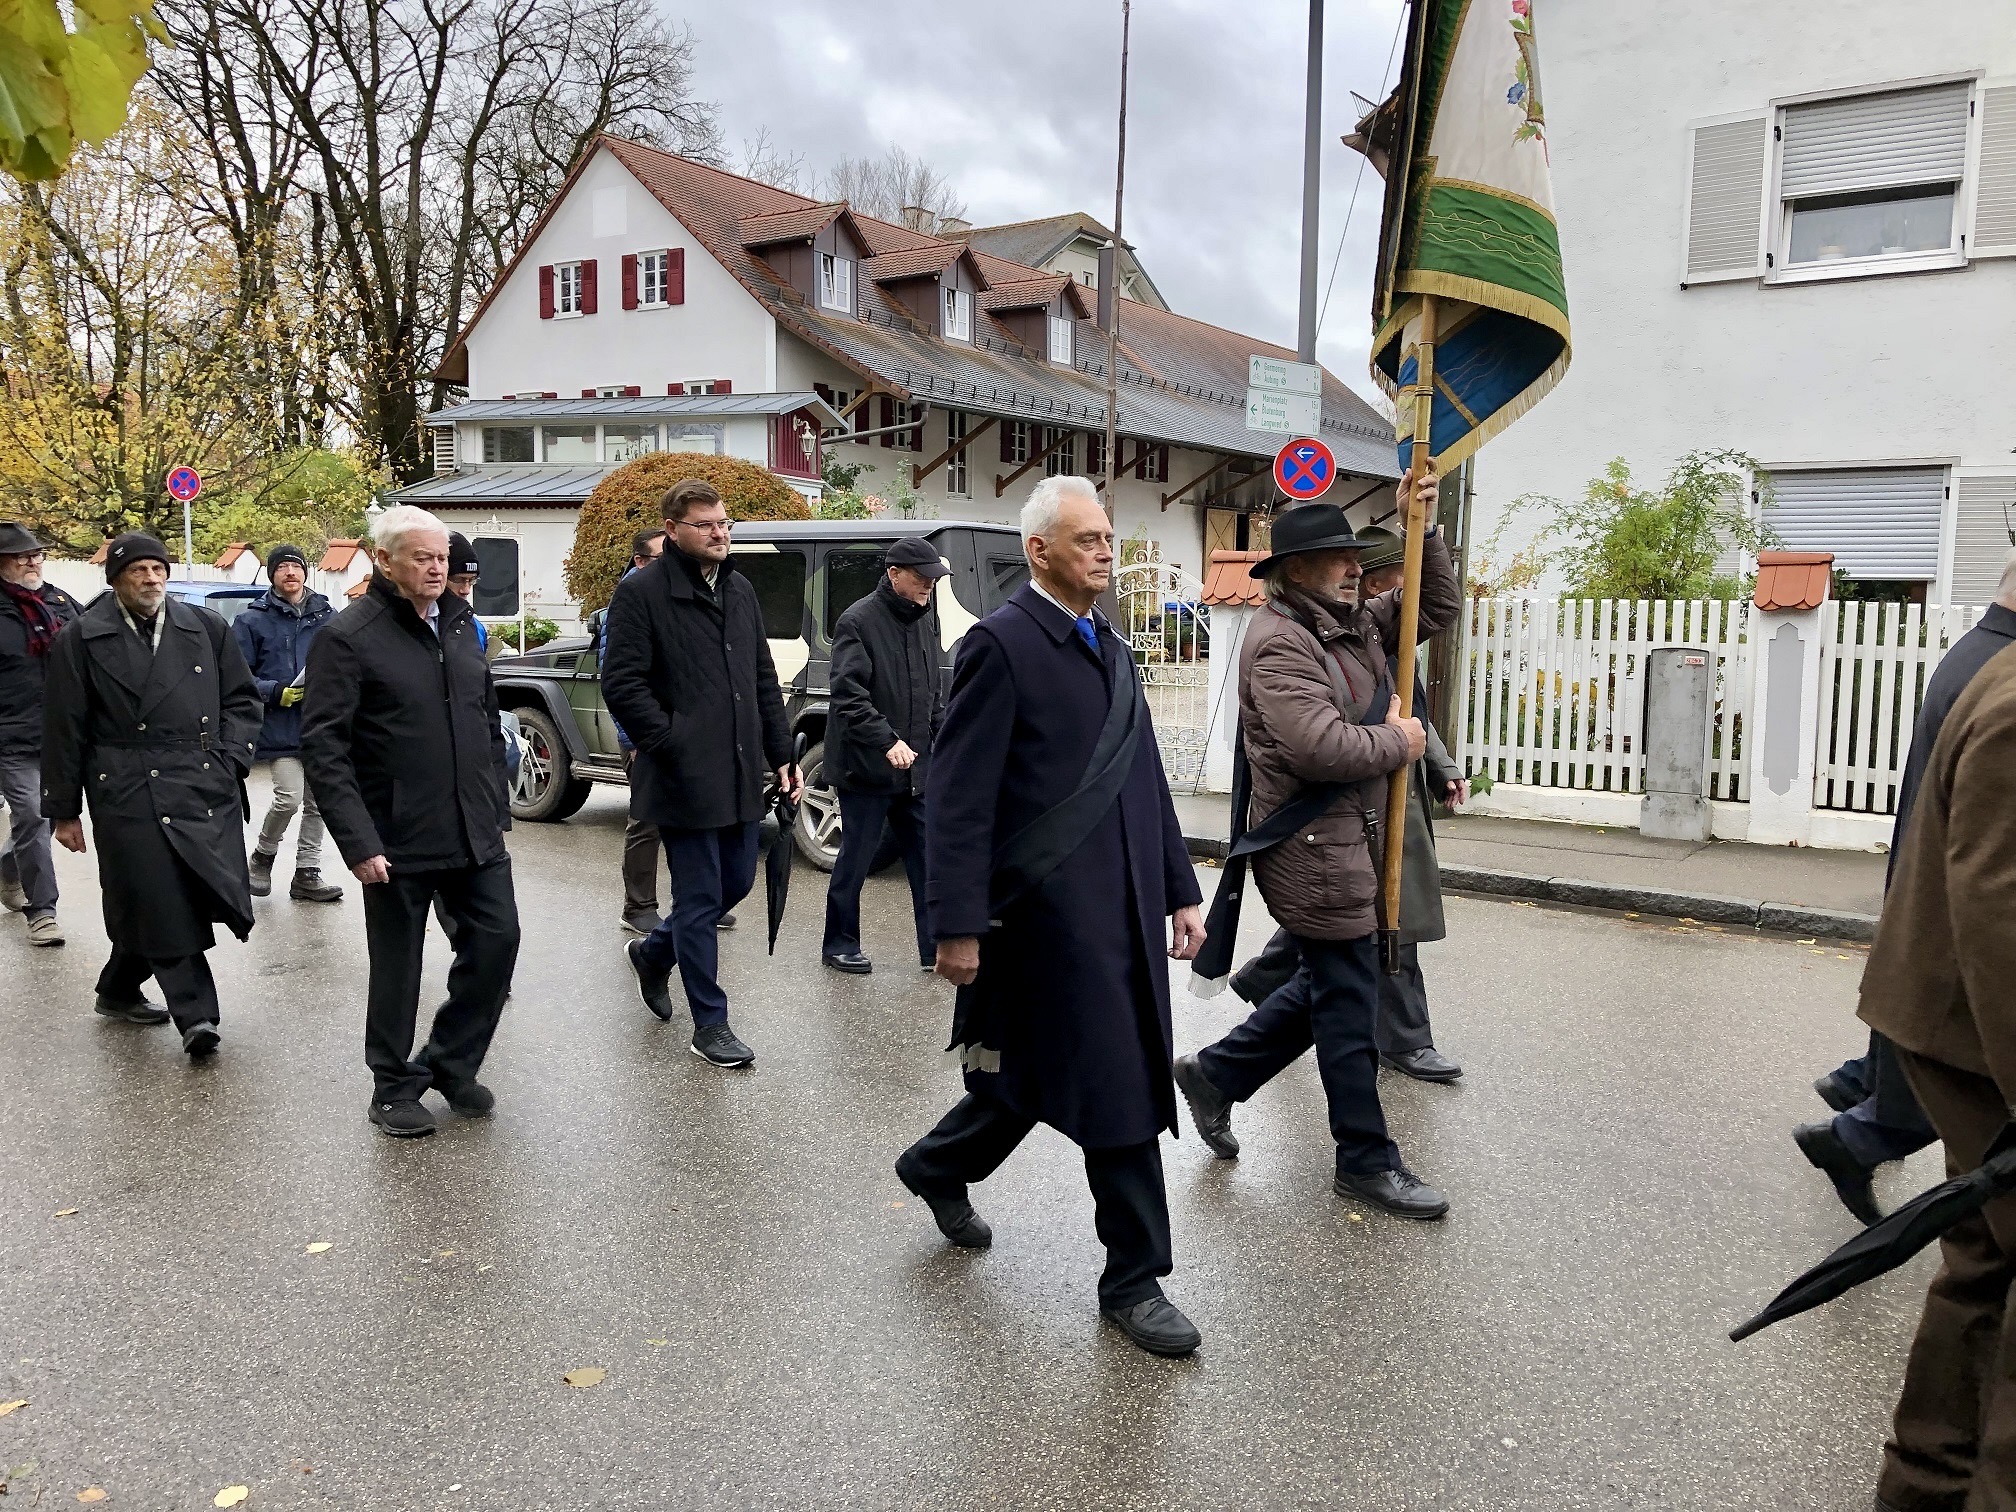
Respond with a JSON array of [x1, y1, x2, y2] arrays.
[[562, 1367, 605, 1388], [304, 1243, 332, 1255], [1798, 938, 1817, 945], [77, 1489, 108, 1503], [0, 1402, 25, 1417], [645, 1339, 668, 1347], [214, 1487, 249, 1507], [437, 1250, 455, 1257], [475, 1265, 492, 1273], [1346, 1214, 1363, 1224], [54, 1209, 77, 1218]]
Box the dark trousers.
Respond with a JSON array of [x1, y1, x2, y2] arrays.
[[1879, 1047, 2016, 1509], [96, 946, 218, 1032], [0, 750, 57, 917], [822, 788, 931, 964], [639, 822, 758, 1026], [620, 750, 661, 918], [1200, 932, 1401, 1177], [1831, 1030, 1940, 1168], [1231, 926, 1435, 1056], [361, 858, 519, 1103], [901, 1091, 1172, 1311]]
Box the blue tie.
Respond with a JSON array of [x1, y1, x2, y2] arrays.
[[1075, 616, 1099, 653]]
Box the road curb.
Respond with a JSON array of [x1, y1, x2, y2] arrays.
[[1183, 833, 1878, 942]]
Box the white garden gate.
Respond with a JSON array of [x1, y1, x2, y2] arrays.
[[1113, 561, 1211, 793]]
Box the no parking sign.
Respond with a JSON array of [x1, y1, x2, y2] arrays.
[[1273, 438, 1335, 501], [166, 466, 203, 502]]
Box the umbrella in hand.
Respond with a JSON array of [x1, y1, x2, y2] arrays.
[[1731, 1119, 2016, 1342], [765, 734, 808, 956]]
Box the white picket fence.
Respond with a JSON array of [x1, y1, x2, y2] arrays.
[[41, 558, 354, 604], [1450, 594, 1992, 820]]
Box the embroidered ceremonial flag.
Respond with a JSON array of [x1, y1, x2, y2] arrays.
[[1358, 0, 1571, 470]]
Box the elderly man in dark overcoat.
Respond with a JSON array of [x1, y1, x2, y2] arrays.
[[41, 532, 263, 1054], [895, 475, 1208, 1358]]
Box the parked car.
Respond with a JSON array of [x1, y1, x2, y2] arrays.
[[490, 519, 1031, 870], [162, 581, 268, 622]]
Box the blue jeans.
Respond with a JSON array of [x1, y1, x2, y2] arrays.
[[639, 822, 759, 1026], [1196, 932, 1400, 1177], [821, 788, 931, 964]]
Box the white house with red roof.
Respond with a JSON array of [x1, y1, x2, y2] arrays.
[[394, 135, 1398, 627]]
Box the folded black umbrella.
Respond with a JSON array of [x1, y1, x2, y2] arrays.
[[765, 734, 809, 956], [1731, 1119, 2016, 1342]]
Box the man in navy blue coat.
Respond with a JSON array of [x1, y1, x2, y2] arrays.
[[895, 475, 1208, 1357]]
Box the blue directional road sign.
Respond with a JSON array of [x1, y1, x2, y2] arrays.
[[1273, 437, 1335, 501]]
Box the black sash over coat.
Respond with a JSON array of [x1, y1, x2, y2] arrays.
[[39, 594, 263, 957], [924, 585, 1201, 1149]]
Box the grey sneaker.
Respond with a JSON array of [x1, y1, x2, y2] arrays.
[[690, 1023, 755, 1068], [26, 912, 64, 947], [0, 873, 25, 912], [247, 848, 275, 898]]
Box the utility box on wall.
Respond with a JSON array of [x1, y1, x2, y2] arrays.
[[1641, 646, 1714, 842]]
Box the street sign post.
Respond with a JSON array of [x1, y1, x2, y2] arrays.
[[1248, 354, 1322, 395], [1245, 389, 1323, 435], [166, 466, 202, 567], [1272, 437, 1336, 502]]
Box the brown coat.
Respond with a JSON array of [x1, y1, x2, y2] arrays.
[[1240, 531, 1461, 941], [1859, 640, 2016, 1088]]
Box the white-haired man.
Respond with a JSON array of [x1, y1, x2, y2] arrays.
[[302, 504, 520, 1138], [895, 475, 1209, 1357]]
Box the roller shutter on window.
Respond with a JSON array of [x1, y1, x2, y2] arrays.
[[1765, 467, 1945, 581], [1949, 476, 2016, 604], [1975, 81, 2016, 257], [1682, 115, 1767, 283], [1779, 83, 1970, 200]]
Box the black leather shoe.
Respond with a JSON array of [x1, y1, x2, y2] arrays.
[[1793, 1121, 1883, 1226], [717, 912, 736, 930], [1173, 1054, 1239, 1159], [1334, 1166, 1450, 1219], [180, 1022, 221, 1058], [691, 1023, 755, 1067], [1813, 1072, 1862, 1115], [289, 869, 343, 902], [626, 938, 677, 1021], [1381, 1046, 1464, 1082], [894, 1156, 993, 1247], [1102, 1297, 1201, 1357], [94, 993, 169, 1025], [823, 951, 872, 975], [368, 1098, 437, 1138], [247, 848, 274, 898]]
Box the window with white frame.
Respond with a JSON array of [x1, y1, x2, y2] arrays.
[[1047, 314, 1075, 365], [945, 411, 970, 497], [674, 379, 729, 395], [1765, 465, 1946, 582], [819, 252, 854, 312], [541, 425, 597, 463], [481, 425, 534, 463], [604, 425, 659, 463], [1775, 82, 1971, 277], [1006, 419, 1031, 465], [555, 260, 584, 316], [1044, 428, 1074, 477], [943, 286, 972, 341], [639, 249, 671, 306], [1140, 445, 1167, 484]]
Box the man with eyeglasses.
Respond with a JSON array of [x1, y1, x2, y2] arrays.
[[0, 523, 82, 947], [603, 478, 801, 1068]]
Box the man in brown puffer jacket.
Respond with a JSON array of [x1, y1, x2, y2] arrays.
[[1175, 468, 1460, 1219]]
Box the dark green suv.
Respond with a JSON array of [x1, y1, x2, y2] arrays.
[[490, 519, 1029, 870]]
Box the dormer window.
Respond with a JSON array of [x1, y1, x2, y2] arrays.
[[943, 287, 972, 342], [1047, 314, 1075, 365], [819, 252, 854, 312]]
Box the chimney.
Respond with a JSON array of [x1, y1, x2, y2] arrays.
[[900, 204, 933, 233], [1096, 241, 1117, 329], [937, 217, 972, 235]]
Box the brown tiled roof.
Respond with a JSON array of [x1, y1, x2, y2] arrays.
[[978, 274, 1070, 311], [319, 538, 365, 572], [214, 542, 251, 568], [1202, 551, 1268, 606], [442, 135, 1396, 475], [860, 243, 982, 284], [88, 541, 108, 565], [738, 203, 850, 247], [1754, 551, 1834, 611], [345, 577, 370, 600]]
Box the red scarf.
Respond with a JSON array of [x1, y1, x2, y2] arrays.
[[0, 579, 61, 657]]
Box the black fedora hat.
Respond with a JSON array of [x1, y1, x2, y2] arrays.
[[0, 521, 48, 556], [1247, 502, 1371, 578]]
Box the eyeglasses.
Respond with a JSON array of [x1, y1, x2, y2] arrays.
[[678, 518, 733, 535], [1, 550, 46, 564]]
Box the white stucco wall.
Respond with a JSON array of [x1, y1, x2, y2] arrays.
[[462, 147, 778, 401], [1473, 1, 2016, 597], [428, 508, 585, 634]]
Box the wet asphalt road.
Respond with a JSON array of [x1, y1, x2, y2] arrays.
[[0, 783, 1935, 1510]]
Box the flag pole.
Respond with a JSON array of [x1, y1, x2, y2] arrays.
[[1380, 293, 1438, 975]]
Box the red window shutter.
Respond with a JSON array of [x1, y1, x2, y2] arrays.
[[580, 258, 598, 314], [880, 394, 895, 448], [668, 248, 685, 305], [581, 388, 596, 397], [1000, 419, 1015, 463], [1154, 445, 1169, 482], [541, 392, 558, 399], [668, 384, 681, 395], [623, 385, 641, 397], [538, 265, 555, 319], [714, 379, 731, 394], [1133, 442, 1147, 480], [621, 253, 638, 311]]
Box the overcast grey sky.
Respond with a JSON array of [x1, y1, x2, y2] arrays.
[[658, 0, 1407, 404]]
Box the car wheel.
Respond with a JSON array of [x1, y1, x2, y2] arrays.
[[509, 707, 591, 822], [792, 741, 904, 873]]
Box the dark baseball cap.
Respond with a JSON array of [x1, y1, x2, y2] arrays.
[[883, 536, 951, 579], [447, 532, 481, 577]]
